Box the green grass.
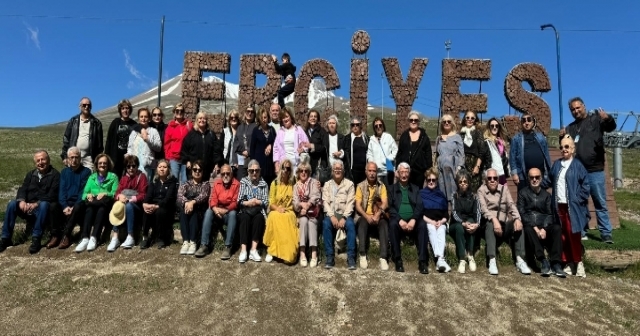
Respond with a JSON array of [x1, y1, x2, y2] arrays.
[[583, 219, 640, 251], [613, 190, 640, 213]]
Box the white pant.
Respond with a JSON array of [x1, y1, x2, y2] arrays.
[[427, 223, 447, 258]]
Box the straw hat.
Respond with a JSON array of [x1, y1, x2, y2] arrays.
[[109, 201, 126, 226]]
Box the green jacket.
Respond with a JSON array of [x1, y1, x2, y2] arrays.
[[82, 172, 119, 200]]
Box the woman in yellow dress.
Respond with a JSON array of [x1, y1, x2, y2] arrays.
[[263, 158, 299, 264]]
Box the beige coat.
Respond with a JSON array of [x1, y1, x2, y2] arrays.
[[322, 178, 355, 218], [477, 184, 521, 222]]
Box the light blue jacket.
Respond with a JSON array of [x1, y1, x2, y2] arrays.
[[509, 131, 552, 187]]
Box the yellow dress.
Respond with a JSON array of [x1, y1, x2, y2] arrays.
[[263, 181, 299, 263]]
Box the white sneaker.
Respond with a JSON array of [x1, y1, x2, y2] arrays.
[[309, 258, 317, 268], [187, 241, 196, 255], [379, 258, 389, 271], [75, 238, 89, 253], [437, 258, 451, 273], [564, 263, 573, 276], [107, 237, 120, 252], [299, 256, 307, 267], [180, 241, 189, 255], [265, 254, 273, 263], [87, 237, 97, 251], [122, 235, 135, 249], [458, 260, 467, 274], [239, 250, 248, 263], [468, 256, 477, 272], [249, 249, 262, 262], [488, 258, 499, 275], [359, 256, 368, 269], [581, 236, 589, 241], [516, 256, 532, 275], [576, 262, 586, 278]]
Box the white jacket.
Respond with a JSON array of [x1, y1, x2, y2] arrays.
[[367, 132, 398, 176]]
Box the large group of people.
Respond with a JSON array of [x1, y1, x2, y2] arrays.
[[0, 95, 617, 279]]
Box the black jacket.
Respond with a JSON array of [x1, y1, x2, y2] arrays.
[[105, 118, 137, 159], [61, 114, 104, 160], [274, 61, 296, 81], [150, 121, 167, 161], [396, 128, 433, 172], [451, 191, 481, 224], [144, 175, 178, 209], [565, 113, 616, 172], [306, 124, 328, 173], [387, 182, 423, 222], [517, 186, 553, 228], [342, 132, 369, 172], [180, 129, 224, 170], [16, 166, 60, 204], [322, 131, 345, 166]]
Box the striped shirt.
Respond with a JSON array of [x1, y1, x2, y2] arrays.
[[237, 176, 270, 216]]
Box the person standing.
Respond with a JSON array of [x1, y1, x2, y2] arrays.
[[61, 97, 104, 170], [273, 107, 309, 176], [164, 104, 192, 184], [396, 112, 432, 188], [269, 103, 280, 129], [222, 110, 240, 177], [250, 108, 277, 186], [150, 106, 167, 162], [180, 111, 224, 182], [435, 114, 465, 201], [484, 118, 509, 185], [303, 109, 328, 178], [460, 111, 489, 193], [559, 97, 617, 244], [343, 116, 369, 185], [127, 108, 162, 179], [236, 105, 258, 179], [105, 99, 137, 178], [509, 113, 552, 191], [367, 117, 398, 185]]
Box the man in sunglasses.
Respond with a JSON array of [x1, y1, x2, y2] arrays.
[[342, 116, 369, 185], [509, 113, 552, 192], [61, 97, 104, 170], [559, 97, 616, 244]]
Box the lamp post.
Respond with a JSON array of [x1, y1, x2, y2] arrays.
[[541, 24, 564, 128]]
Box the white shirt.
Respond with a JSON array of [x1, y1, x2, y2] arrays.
[[284, 127, 296, 163], [328, 134, 339, 166], [556, 158, 572, 204]]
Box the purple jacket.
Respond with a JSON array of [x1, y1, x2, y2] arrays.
[[273, 124, 309, 165]]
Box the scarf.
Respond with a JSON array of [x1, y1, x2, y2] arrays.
[[419, 187, 448, 211], [460, 126, 475, 147]]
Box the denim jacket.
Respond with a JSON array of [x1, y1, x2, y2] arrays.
[[509, 131, 552, 187]]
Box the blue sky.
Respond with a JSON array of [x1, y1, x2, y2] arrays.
[[2, 0, 639, 129]]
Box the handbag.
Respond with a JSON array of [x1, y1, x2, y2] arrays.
[[315, 152, 332, 185], [376, 138, 394, 172], [335, 227, 346, 251], [296, 182, 321, 219]]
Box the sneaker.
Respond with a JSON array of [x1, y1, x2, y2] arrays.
[[220, 246, 231, 260], [187, 241, 197, 255], [437, 258, 451, 273], [458, 260, 467, 274], [249, 249, 261, 262], [140, 238, 151, 250], [107, 237, 120, 252], [239, 250, 248, 263], [180, 241, 189, 255], [75, 238, 89, 253], [379, 258, 389, 271], [581, 235, 589, 241], [347, 257, 357, 270], [0, 238, 12, 253], [468, 256, 477, 272], [87, 237, 97, 251], [309, 258, 318, 268], [299, 256, 308, 267], [540, 259, 551, 277], [265, 253, 273, 263], [359, 255, 368, 269], [195, 245, 209, 258], [395, 259, 405, 273], [29, 237, 42, 254], [156, 239, 166, 249], [576, 261, 586, 278], [325, 255, 335, 269], [602, 235, 613, 244], [516, 256, 532, 275], [564, 263, 573, 276], [418, 261, 429, 274], [122, 235, 135, 249], [552, 262, 567, 278], [488, 258, 499, 275]]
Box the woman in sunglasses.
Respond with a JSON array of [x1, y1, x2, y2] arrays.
[[435, 114, 465, 201], [549, 136, 590, 278], [237, 160, 269, 263], [302, 109, 328, 179], [177, 160, 211, 255], [448, 170, 480, 273], [484, 118, 509, 185], [273, 107, 309, 176], [367, 117, 398, 185], [222, 110, 241, 177], [343, 116, 369, 185], [460, 110, 489, 192], [250, 107, 277, 186], [263, 159, 299, 264], [293, 161, 321, 267], [150, 107, 166, 162], [419, 168, 451, 273], [164, 104, 192, 184], [508, 113, 552, 192], [105, 99, 137, 178], [396, 112, 432, 188], [180, 111, 223, 182], [127, 107, 162, 179]]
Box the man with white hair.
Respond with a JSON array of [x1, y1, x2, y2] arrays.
[[61, 97, 104, 169], [322, 159, 357, 270]]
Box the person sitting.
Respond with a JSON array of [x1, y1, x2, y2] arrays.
[[0, 150, 61, 254], [518, 168, 566, 278], [293, 161, 322, 267], [322, 159, 357, 270], [449, 170, 481, 273], [388, 162, 427, 274], [52, 147, 91, 250], [237, 159, 270, 263], [420, 168, 451, 273], [478, 168, 531, 275], [263, 158, 299, 264], [177, 160, 210, 255], [272, 53, 296, 108], [107, 155, 148, 252], [198, 163, 240, 259], [75, 154, 119, 253], [140, 160, 178, 249], [355, 162, 389, 271]]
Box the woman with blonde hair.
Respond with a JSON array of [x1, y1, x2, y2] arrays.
[[484, 117, 509, 185], [419, 167, 451, 273], [223, 109, 241, 176], [396, 111, 432, 188], [293, 161, 321, 267], [273, 107, 309, 175], [180, 111, 223, 182], [435, 113, 465, 201], [460, 110, 489, 192], [263, 158, 299, 264]]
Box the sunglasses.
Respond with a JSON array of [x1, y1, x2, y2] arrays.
[[409, 118, 419, 123], [351, 123, 360, 127], [126, 165, 137, 169], [426, 178, 437, 183], [192, 168, 202, 173], [561, 145, 572, 150], [68, 156, 80, 160], [82, 104, 92, 108], [220, 172, 231, 176], [333, 169, 343, 172], [487, 176, 498, 181], [246, 110, 255, 113], [299, 169, 310, 174], [521, 116, 533, 123], [441, 120, 452, 125], [282, 166, 291, 172], [465, 116, 475, 120], [152, 113, 162, 117], [459, 180, 468, 185], [374, 124, 384, 129], [98, 162, 108, 166], [249, 169, 260, 174], [490, 124, 499, 129], [175, 109, 184, 114], [529, 175, 541, 180], [229, 117, 237, 121]]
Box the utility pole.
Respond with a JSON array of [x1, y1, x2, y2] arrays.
[[381, 72, 384, 120], [541, 24, 564, 128], [157, 15, 165, 107]]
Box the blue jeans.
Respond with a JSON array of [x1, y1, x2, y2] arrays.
[[2, 200, 50, 239], [587, 170, 612, 237], [170, 160, 188, 185], [112, 202, 139, 234], [322, 215, 356, 259], [202, 208, 237, 247]]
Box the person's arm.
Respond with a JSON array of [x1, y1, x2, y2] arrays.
[[600, 112, 617, 133], [143, 180, 154, 203], [387, 133, 398, 161], [115, 176, 127, 199], [249, 129, 258, 159], [505, 190, 520, 221], [509, 135, 519, 177], [576, 162, 591, 204], [454, 136, 465, 171], [273, 130, 283, 163], [412, 187, 423, 221], [81, 174, 95, 201], [105, 121, 117, 158], [312, 129, 326, 154], [477, 188, 493, 221], [147, 128, 162, 153], [195, 182, 211, 206], [354, 186, 366, 217], [259, 183, 270, 210], [366, 140, 375, 163], [132, 174, 148, 204], [268, 181, 279, 211], [451, 196, 463, 223], [387, 186, 398, 220], [107, 174, 119, 197], [176, 183, 187, 208], [179, 133, 192, 165], [228, 182, 239, 211], [127, 131, 137, 156], [209, 182, 219, 209], [344, 183, 356, 217], [212, 132, 224, 167], [422, 132, 433, 170], [42, 171, 60, 203], [516, 189, 526, 219], [379, 186, 388, 212], [59, 170, 69, 207], [323, 183, 334, 218]]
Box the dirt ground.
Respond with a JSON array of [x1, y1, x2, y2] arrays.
[[1, 243, 639, 336]]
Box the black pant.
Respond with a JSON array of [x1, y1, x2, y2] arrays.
[[277, 82, 295, 108], [409, 171, 425, 189], [143, 206, 173, 244], [388, 217, 429, 262], [237, 211, 265, 246], [357, 217, 389, 259], [524, 224, 562, 263], [58, 202, 86, 237], [82, 199, 112, 239], [351, 168, 366, 186]]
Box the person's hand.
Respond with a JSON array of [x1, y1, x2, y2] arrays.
[[434, 219, 442, 229], [86, 194, 94, 202], [315, 180, 321, 189], [184, 201, 194, 214], [406, 219, 416, 231], [63, 158, 69, 167], [96, 193, 106, 201], [372, 212, 381, 224], [597, 107, 608, 120], [467, 223, 479, 234], [265, 144, 272, 156], [141, 128, 149, 140], [332, 151, 341, 158], [271, 54, 277, 62], [493, 218, 503, 236], [186, 161, 191, 169], [338, 218, 346, 229], [539, 228, 546, 240], [558, 128, 566, 138], [26, 203, 37, 214], [513, 219, 523, 232], [63, 206, 73, 216], [473, 166, 480, 176], [331, 216, 339, 228], [253, 199, 262, 207], [511, 174, 520, 185], [242, 151, 249, 158], [365, 214, 374, 224], [117, 194, 127, 203], [19, 201, 28, 213], [278, 206, 286, 213]]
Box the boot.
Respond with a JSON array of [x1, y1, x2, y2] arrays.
[[58, 236, 72, 249], [29, 237, 42, 254], [46, 236, 61, 249]]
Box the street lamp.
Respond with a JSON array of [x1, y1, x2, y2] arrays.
[[541, 23, 564, 128]]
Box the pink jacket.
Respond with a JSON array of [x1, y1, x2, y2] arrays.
[[273, 124, 309, 165]]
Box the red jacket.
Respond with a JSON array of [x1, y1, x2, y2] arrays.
[[115, 171, 148, 204], [164, 119, 192, 160], [209, 178, 239, 211]]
